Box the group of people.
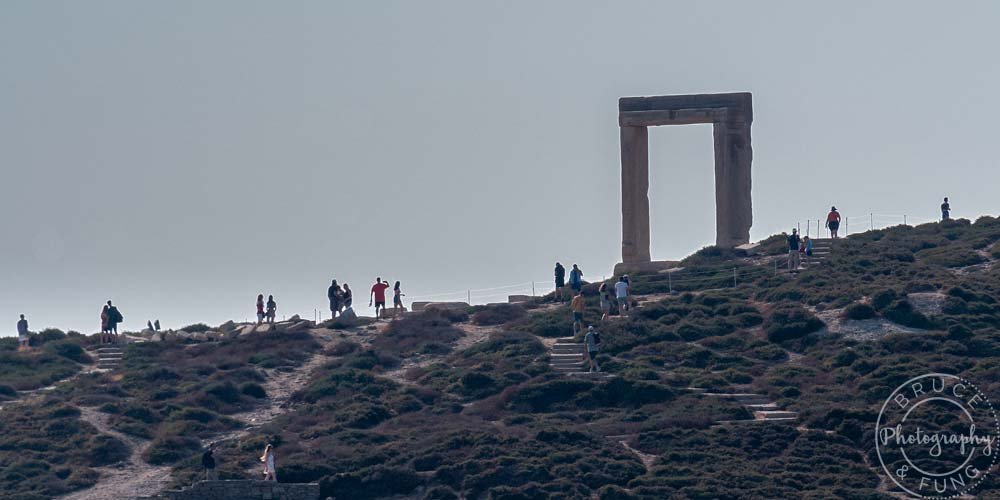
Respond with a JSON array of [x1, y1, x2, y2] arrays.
[[100, 301, 124, 344], [556, 261, 632, 373], [200, 442, 276, 482], [255, 295, 278, 324], [326, 277, 405, 321]]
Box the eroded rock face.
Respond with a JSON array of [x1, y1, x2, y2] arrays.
[[618, 93, 753, 265]]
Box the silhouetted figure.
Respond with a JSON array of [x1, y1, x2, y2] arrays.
[[147, 320, 154, 331], [554, 262, 566, 301], [328, 280, 342, 318], [342, 284, 353, 309], [256, 294, 265, 324], [393, 281, 405, 319], [265, 295, 276, 324], [568, 264, 584, 294], [17, 314, 29, 351], [106, 301, 123, 342], [100, 305, 111, 344], [941, 197, 951, 221], [154, 319, 161, 331]]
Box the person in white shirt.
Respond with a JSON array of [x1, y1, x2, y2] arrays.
[[614, 277, 630, 313]]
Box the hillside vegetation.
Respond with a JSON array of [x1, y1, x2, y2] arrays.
[[3, 216, 1000, 499]]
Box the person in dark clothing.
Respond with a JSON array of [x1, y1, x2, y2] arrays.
[[202, 443, 217, 480], [941, 197, 951, 221], [554, 262, 566, 301], [342, 284, 353, 309], [106, 301, 123, 341], [327, 280, 342, 318], [787, 229, 801, 271], [17, 314, 29, 351]]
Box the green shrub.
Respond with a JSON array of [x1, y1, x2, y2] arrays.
[[241, 382, 267, 398], [471, 304, 526, 326], [43, 341, 92, 364], [882, 300, 934, 329], [870, 289, 898, 311], [842, 303, 876, 320], [144, 435, 202, 465], [765, 305, 824, 343]]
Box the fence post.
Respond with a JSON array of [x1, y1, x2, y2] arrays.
[[806, 220, 810, 237], [468, 290, 471, 304], [531, 281, 535, 297], [904, 215, 907, 226], [870, 213, 874, 231], [846, 217, 849, 235]]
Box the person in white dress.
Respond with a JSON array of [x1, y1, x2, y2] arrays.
[[260, 443, 276, 481]]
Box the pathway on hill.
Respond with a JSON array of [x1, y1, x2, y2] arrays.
[[59, 407, 172, 500]]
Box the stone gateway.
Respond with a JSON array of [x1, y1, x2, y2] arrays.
[[617, 92, 753, 272]]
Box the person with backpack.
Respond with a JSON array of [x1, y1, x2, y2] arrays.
[[17, 314, 29, 351], [826, 206, 842, 239], [787, 229, 801, 271], [585, 326, 601, 372], [106, 301, 123, 341], [568, 264, 584, 295], [571, 289, 586, 335], [554, 262, 566, 302], [941, 197, 951, 221]]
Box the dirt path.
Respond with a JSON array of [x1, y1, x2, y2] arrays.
[[58, 407, 172, 500]]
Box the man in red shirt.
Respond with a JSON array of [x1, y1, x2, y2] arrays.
[[370, 277, 391, 320]]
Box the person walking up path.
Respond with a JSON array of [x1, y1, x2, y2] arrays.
[[327, 280, 342, 319], [265, 295, 277, 324], [571, 290, 586, 335], [392, 281, 405, 319], [803, 236, 813, 257], [370, 277, 390, 320], [17, 314, 29, 351], [568, 264, 584, 295], [598, 282, 611, 321], [614, 276, 630, 313], [256, 294, 265, 325], [826, 206, 841, 239], [260, 444, 276, 481], [584, 326, 601, 372], [941, 197, 951, 221], [554, 262, 566, 302], [787, 229, 801, 272]]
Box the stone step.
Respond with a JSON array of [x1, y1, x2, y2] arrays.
[[552, 344, 586, 350], [554, 337, 579, 344], [754, 410, 798, 420], [703, 393, 771, 405], [744, 403, 780, 409], [715, 417, 798, 425], [551, 359, 587, 366]]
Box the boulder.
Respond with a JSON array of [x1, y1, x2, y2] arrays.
[[218, 320, 237, 332], [175, 330, 192, 339], [508, 295, 531, 303], [192, 332, 208, 342], [288, 314, 301, 322], [239, 325, 257, 336], [205, 331, 220, 341], [286, 321, 310, 333], [257, 324, 271, 333]]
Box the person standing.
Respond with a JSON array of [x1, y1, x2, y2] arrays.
[[327, 280, 342, 319], [370, 278, 390, 320], [202, 443, 217, 480], [17, 314, 29, 351], [614, 276, 630, 313], [260, 443, 276, 481], [265, 295, 276, 324], [787, 229, 801, 271], [342, 284, 353, 310], [570, 290, 586, 335], [826, 206, 842, 239], [106, 301, 123, 342], [568, 264, 584, 295], [256, 294, 265, 325], [584, 326, 601, 372], [392, 281, 405, 319], [803, 236, 813, 257], [941, 197, 951, 221], [554, 262, 566, 302], [100, 305, 110, 344]]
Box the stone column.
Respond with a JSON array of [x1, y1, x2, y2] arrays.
[[713, 120, 752, 248], [621, 126, 650, 263]]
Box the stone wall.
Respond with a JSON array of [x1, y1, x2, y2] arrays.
[[140, 480, 319, 500]]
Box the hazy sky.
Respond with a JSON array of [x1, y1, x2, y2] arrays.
[[3, 1, 999, 334]]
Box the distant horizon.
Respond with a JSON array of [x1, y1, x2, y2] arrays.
[[3, 208, 989, 337]]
